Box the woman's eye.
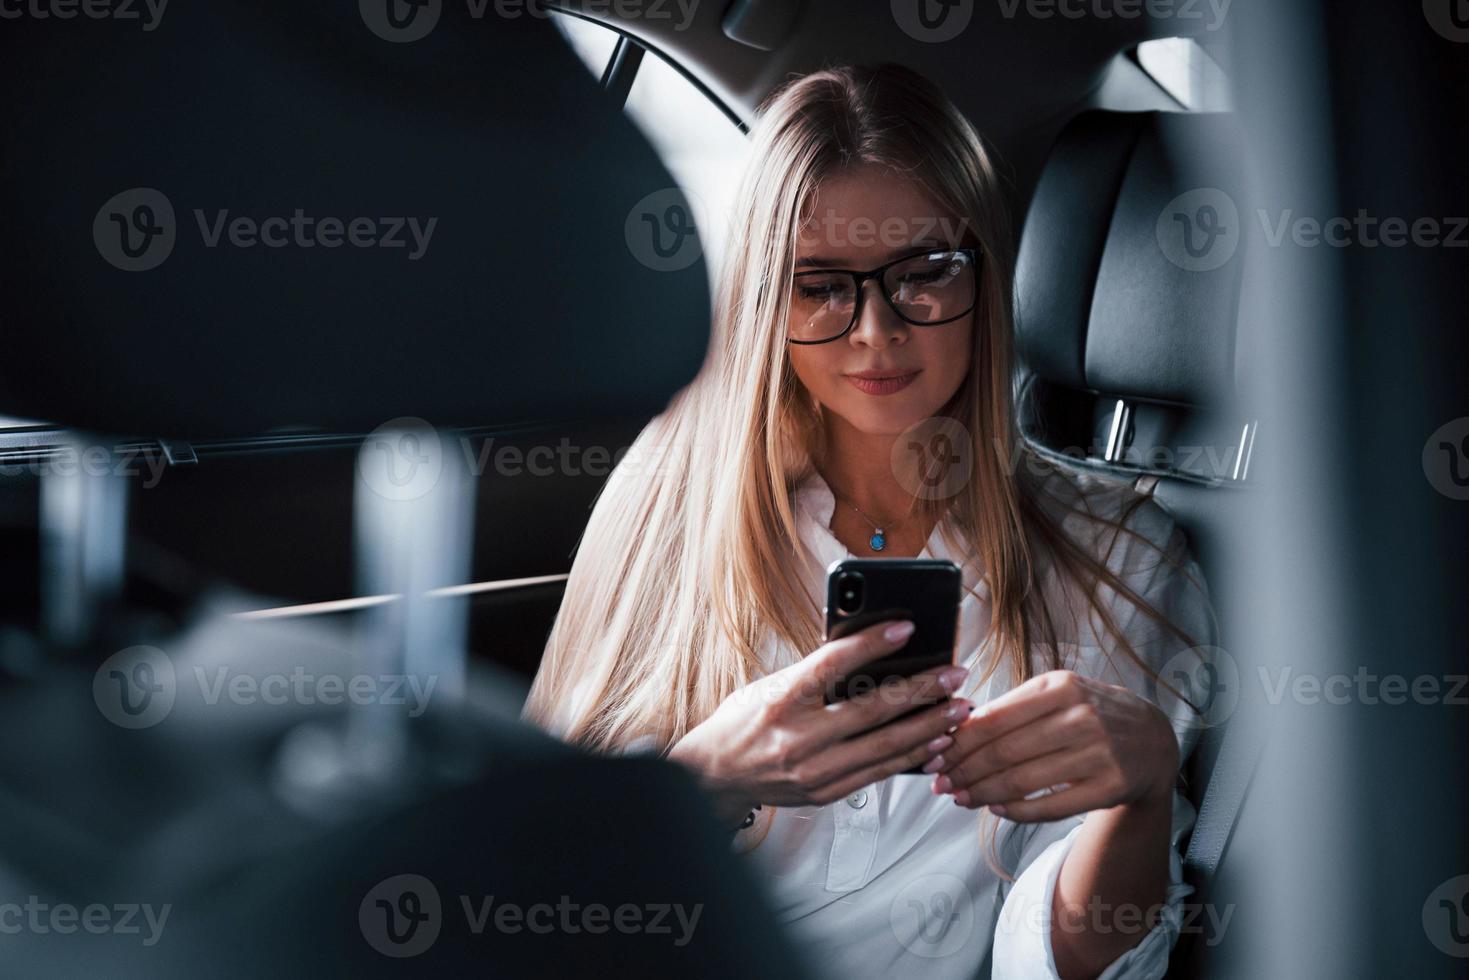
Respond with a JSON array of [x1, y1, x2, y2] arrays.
[[898, 267, 948, 287], [796, 282, 843, 302]]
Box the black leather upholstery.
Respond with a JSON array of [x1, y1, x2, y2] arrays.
[[0, 1, 709, 439], [1016, 110, 1245, 408]]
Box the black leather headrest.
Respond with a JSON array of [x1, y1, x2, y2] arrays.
[[0, 2, 709, 440], [1015, 111, 1245, 408]]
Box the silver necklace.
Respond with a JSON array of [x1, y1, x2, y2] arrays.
[[841, 498, 902, 552]]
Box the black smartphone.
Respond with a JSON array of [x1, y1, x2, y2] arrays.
[[823, 558, 963, 760]]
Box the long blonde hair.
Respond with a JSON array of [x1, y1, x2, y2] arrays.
[[524, 64, 1199, 753]]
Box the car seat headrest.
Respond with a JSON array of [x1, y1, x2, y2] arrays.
[[0, 2, 710, 439], [1015, 110, 1245, 409]]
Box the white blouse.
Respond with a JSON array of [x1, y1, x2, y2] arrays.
[[737, 466, 1215, 980]]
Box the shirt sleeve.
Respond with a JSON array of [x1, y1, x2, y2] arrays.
[[992, 485, 1217, 978], [990, 790, 1198, 980]]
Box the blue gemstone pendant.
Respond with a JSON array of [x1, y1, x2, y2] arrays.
[[869, 530, 886, 552]]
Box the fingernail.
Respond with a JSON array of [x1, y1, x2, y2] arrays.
[[938, 666, 968, 693], [944, 700, 971, 722], [933, 775, 952, 794], [925, 734, 953, 754], [990, 804, 1008, 817], [884, 621, 915, 643], [953, 790, 970, 806], [921, 754, 946, 774]]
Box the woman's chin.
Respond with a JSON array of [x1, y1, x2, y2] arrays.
[[829, 398, 942, 438]]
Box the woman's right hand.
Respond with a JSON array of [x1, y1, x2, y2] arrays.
[[666, 619, 972, 826]]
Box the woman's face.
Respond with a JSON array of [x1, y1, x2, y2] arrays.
[[786, 166, 975, 438]]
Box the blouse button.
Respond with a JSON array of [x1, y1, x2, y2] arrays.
[[846, 790, 869, 809]]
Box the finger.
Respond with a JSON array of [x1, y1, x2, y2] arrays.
[[944, 743, 1104, 808], [811, 705, 972, 803], [981, 782, 1102, 823], [793, 619, 917, 705], [959, 670, 1092, 743], [805, 698, 972, 792], [937, 701, 1097, 786], [826, 661, 968, 737]]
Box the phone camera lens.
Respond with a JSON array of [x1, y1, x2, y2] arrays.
[[835, 572, 864, 614]]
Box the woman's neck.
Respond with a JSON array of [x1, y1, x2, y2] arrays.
[[815, 416, 916, 524]]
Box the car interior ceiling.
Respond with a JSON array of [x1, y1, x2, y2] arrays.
[[1, 1, 1467, 978]]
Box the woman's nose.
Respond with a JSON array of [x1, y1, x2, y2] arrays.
[[847, 279, 908, 348]]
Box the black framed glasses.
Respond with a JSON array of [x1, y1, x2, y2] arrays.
[[787, 246, 981, 345]]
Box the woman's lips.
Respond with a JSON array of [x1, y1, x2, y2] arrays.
[[843, 370, 921, 395]]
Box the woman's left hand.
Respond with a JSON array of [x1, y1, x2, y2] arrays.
[[930, 670, 1179, 821]]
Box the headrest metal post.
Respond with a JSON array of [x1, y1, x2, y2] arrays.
[[1103, 399, 1134, 463], [39, 439, 128, 649]]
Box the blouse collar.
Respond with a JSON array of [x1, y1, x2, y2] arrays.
[[790, 468, 991, 603]]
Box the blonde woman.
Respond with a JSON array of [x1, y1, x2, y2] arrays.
[[526, 64, 1215, 980]]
